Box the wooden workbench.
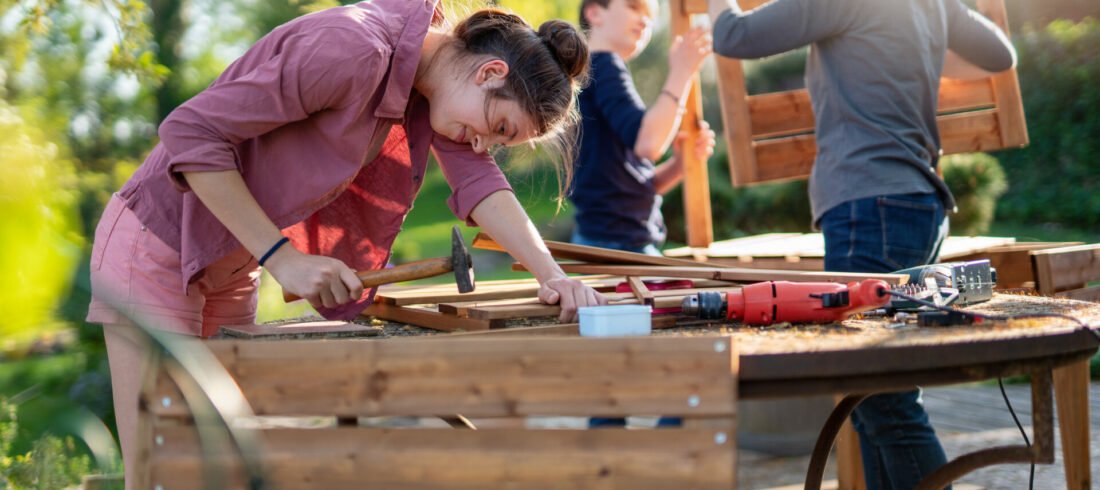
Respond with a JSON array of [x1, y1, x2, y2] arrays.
[[156, 293, 1098, 489]]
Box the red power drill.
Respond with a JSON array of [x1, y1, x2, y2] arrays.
[[680, 280, 892, 325]]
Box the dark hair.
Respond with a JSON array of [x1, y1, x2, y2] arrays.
[[578, 0, 611, 32], [452, 9, 589, 208]]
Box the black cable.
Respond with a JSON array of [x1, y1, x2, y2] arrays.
[[999, 378, 1035, 490], [884, 289, 1094, 333]]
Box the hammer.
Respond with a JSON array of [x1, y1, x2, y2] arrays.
[[283, 226, 475, 302]]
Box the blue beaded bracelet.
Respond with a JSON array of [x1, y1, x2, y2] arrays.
[[258, 237, 290, 267]]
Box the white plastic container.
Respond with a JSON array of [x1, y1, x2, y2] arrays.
[[578, 305, 652, 337]]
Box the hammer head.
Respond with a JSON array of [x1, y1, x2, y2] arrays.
[[451, 226, 475, 293]]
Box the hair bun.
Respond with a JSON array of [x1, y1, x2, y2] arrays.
[[537, 20, 589, 81]]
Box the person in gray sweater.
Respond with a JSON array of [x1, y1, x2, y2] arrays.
[[706, 0, 1015, 488]]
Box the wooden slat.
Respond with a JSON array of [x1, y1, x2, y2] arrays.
[[1055, 285, 1100, 303], [685, 0, 768, 14], [979, 0, 1029, 149], [376, 275, 623, 306], [748, 79, 995, 139], [670, 0, 714, 247], [362, 303, 502, 331], [473, 233, 710, 268], [149, 426, 737, 490], [453, 289, 740, 321], [1031, 244, 1100, 294], [750, 109, 1006, 184], [938, 109, 1004, 154], [514, 263, 909, 285], [754, 133, 816, 183], [442, 316, 680, 338], [717, 56, 757, 187], [151, 336, 738, 418], [948, 242, 1077, 289]]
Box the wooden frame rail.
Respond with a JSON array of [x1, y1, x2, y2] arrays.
[[137, 336, 740, 489]]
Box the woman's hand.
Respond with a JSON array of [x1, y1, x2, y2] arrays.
[[264, 246, 365, 309], [537, 276, 609, 323]]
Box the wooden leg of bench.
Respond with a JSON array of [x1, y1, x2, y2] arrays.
[[835, 395, 866, 490], [1053, 359, 1091, 490]]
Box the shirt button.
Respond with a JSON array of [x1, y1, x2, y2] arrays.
[[413, 175, 421, 182]]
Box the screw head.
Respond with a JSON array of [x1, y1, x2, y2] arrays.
[[715, 432, 728, 445], [161, 397, 171, 408], [155, 485, 163, 490], [155, 435, 164, 446], [713, 341, 727, 353], [688, 395, 700, 407]]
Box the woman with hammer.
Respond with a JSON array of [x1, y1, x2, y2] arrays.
[[86, 2, 606, 487]]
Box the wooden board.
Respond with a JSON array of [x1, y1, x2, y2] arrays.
[[1032, 244, 1100, 295], [441, 288, 741, 321], [513, 263, 909, 285], [363, 303, 502, 331], [219, 321, 381, 340], [375, 275, 624, 306], [473, 233, 709, 267], [148, 426, 738, 490], [150, 336, 738, 418]]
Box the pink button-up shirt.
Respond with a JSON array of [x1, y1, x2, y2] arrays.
[[117, 0, 512, 312]]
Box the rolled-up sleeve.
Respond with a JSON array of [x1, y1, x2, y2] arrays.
[[159, 27, 382, 191], [432, 135, 513, 225]]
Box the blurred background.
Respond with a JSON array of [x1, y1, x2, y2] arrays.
[[0, 0, 1097, 486]]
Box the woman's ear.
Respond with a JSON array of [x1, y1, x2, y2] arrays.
[[475, 59, 510, 89]]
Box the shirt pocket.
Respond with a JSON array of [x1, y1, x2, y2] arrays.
[[90, 196, 128, 272]]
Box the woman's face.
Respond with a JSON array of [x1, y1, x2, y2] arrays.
[[430, 59, 539, 154]]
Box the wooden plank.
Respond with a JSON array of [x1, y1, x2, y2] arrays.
[[626, 276, 654, 304], [441, 316, 681, 338], [362, 303, 501, 331], [978, 0, 1029, 149], [750, 109, 1006, 183], [1054, 285, 1100, 303], [1031, 244, 1100, 294], [714, 54, 757, 188], [748, 79, 995, 139], [456, 289, 740, 321], [376, 275, 623, 306], [149, 426, 738, 490], [473, 233, 710, 268], [219, 321, 381, 339], [1053, 359, 1092, 489], [151, 336, 738, 418], [664, 233, 804, 259], [514, 263, 909, 285], [938, 109, 1004, 154], [670, 0, 714, 247]]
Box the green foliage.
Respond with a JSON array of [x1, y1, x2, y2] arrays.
[[993, 18, 1100, 227], [941, 153, 1008, 235], [1, 398, 93, 490], [3, 0, 168, 85], [0, 102, 82, 353]]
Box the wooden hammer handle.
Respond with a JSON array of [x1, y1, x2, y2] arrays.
[[283, 257, 453, 303]]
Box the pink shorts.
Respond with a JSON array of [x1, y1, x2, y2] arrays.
[[87, 195, 261, 337]]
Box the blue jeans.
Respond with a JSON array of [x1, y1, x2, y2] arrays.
[[571, 229, 680, 428], [820, 193, 950, 490]]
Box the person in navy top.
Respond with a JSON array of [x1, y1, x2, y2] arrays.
[[571, 0, 715, 255]]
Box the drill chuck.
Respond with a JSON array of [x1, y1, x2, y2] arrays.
[[680, 291, 727, 319]]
